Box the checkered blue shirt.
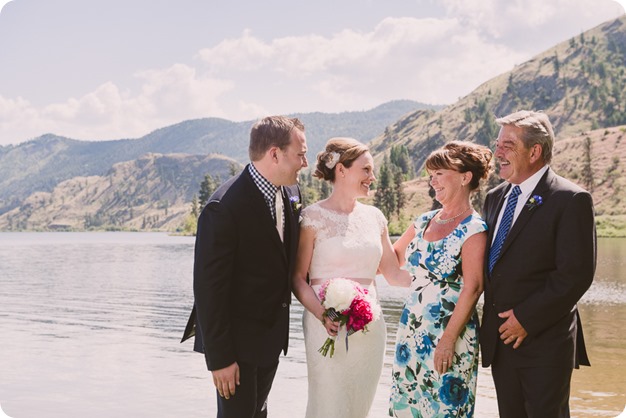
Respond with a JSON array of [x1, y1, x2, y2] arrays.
[[248, 163, 282, 224]]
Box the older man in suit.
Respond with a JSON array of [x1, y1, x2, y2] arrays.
[[481, 110, 596, 417], [182, 115, 308, 417]]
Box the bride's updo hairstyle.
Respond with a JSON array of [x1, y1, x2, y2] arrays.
[[425, 141, 493, 191], [314, 137, 369, 182]]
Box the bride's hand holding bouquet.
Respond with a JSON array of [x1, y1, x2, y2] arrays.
[[317, 278, 382, 357]]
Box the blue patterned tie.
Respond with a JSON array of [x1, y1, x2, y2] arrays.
[[488, 185, 521, 274]]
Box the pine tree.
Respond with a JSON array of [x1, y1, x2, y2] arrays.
[[374, 158, 397, 219], [199, 174, 218, 208], [553, 52, 560, 76], [394, 169, 405, 217], [507, 73, 515, 94], [475, 112, 498, 146], [320, 180, 331, 200], [191, 194, 199, 218], [390, 145, 413, 177]]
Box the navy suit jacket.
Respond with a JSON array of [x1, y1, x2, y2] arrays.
[[481, 168, 595, 369], [181, 165, 301, 370]]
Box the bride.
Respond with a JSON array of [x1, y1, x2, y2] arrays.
[[292, 137, 410, 418]]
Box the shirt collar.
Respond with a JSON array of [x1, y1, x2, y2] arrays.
[[248, 163, 278, 201], [508, 164, 549, 202]]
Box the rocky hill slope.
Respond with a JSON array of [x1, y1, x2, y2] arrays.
[[0, 153, 240, 231], [2, 16, 625, 234], [369, 15, 626, 236], [0, 100, 430, 216]]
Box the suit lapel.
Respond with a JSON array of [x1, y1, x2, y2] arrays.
[[485, 184, 509, 281], [242, 170, 288, 259], [282, 186, 301, 260], [273, 187, 289, 260], [278, 187, 290, 254], [498, 169, 552, 260]]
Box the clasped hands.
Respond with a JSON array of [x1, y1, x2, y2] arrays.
[[498, 309, 528, 349]]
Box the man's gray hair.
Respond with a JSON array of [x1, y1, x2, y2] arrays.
[[496, 110, 554, 163]]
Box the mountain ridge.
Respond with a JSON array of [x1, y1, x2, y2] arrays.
[[0, 153, 240, 231], [1, 16, 625, 234], [0, 100, 434, 215], [369, 16, 626, 168]]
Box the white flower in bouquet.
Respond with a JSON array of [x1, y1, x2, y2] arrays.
[[321, 278, 358, 312]]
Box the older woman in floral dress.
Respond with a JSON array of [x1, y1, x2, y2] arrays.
[[389, 141, 493, 417]]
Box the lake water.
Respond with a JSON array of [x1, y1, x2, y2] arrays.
[[0, 232, 624, 418]]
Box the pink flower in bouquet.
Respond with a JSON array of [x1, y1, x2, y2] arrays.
[[347, 296, 374, 332], [317, 278, 381, 357]]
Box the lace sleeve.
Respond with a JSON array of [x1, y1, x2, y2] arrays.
[[301, 205, 323, 230]]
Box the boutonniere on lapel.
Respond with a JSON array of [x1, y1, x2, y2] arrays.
[[290, 195, 302, 213], [525, 195, 543, 211]]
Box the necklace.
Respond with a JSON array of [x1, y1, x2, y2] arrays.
[[435, 207, 471, 225]]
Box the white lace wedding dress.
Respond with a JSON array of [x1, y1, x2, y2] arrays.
[[301, 202, 387, 418]]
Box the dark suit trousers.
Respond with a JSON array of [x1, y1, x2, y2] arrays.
[[216, 360, 279, 418], [491, 343, 573, 418]]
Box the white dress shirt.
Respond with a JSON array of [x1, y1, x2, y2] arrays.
[[491, 165, 549, 244]]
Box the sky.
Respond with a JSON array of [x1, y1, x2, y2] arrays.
[[0, 0, 624, 146]]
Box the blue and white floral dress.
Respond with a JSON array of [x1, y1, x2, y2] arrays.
[[389, 210, 487, 418]]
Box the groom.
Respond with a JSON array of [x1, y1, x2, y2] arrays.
[[182, 115, 308, 417], [481, 110, 596, 417]]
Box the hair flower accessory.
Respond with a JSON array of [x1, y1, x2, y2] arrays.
[[289, 195, 302, 213], [525, 195, 543, 211], [325, 151, 341, 169]]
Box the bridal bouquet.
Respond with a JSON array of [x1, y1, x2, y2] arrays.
[[317, 278, 382, 358]]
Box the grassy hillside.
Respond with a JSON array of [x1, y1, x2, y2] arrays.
[[369, 16, 626, 167], [2, 16, 625, 234], [551, 125, 626, 236], [0, 153, 240, 231], [385, 125, 626, 237], [0, 100, 431, 216], [369, 16, 626, 236]]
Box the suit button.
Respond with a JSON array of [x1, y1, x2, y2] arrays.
[[492, 303, 496, 308], [282, 303, 287, 308]]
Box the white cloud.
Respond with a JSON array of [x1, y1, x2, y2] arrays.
[[237, 100, 270, 120], [0, 64, 234, 142], [0, 0, 623, 146], [0, 1, 11, 13], [439, 0, 622, 45], [196, 16, 527, 107], [196, 29, 273, 73], [135, 64, 233, 119]]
